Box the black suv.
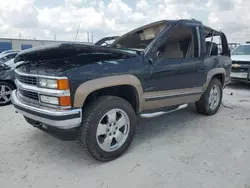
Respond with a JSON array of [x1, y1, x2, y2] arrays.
[[11, 19, 232, 161]]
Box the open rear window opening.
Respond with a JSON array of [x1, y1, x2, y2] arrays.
[[204, 27, 230, 57], [111, 21, 169, 51]]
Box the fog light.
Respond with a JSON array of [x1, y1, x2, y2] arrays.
[[40, 95, 59, 105]]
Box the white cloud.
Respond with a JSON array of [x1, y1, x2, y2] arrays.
[[0, 0, 250, 43], [206, 0, 250, 42], [136, 0, 150, 11]]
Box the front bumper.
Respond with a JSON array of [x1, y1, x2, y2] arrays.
[[11, 90, 82, 129], [230, 65, 250, 83], [230, 71, 250, 83]]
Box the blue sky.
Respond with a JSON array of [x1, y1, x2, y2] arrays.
[[0, 0, 250, 43], [35, 0, 63, 8]]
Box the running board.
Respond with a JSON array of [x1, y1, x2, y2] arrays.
[[140, 104, 188, 118]]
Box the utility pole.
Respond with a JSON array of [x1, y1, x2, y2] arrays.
[[54, 34, 56, 40], [91, 32, 94, 43], [87, 32, 89, 42], [75, 25, 80, 41]]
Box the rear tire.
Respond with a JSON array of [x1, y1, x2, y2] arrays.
[[195, 78, 222, 115], [77, 96, 136, 162], [0, 81, 15, 106]]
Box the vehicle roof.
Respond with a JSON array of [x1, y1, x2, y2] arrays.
[[126, 19, 205, 33]]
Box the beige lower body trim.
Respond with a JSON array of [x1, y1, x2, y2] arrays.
[[141, 87, 203, 111], [143, 87, 203, 99], [142, 94, 201, 111]]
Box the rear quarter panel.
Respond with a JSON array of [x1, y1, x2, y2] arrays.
[[205, 55, 232, 87]]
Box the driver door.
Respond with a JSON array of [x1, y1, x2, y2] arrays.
[[143, 25, 206, 108]]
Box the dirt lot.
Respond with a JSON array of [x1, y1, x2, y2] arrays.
[[1, 83, 250, 188]]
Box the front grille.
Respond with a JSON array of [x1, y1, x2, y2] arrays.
[[19, 89, 39, 101], [231, 67, 249, 73], [232, 61, 250, 65], [17, 74, 37, 86]]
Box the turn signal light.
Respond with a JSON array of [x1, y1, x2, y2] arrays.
[[57, 79, 69, 90], [58, 96, 71, 106]]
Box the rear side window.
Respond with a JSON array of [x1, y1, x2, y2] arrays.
[[204, 30, 230, 57]]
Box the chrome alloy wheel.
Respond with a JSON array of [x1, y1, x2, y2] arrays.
[[208, 85, 221, 110], [96, 108, 130, 152], [0, 85, 12, 105]]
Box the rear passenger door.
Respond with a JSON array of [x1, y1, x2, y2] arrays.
[[144, 25, 206, 103]]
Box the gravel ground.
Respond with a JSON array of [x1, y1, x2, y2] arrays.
[[1, 83, 250, 188]]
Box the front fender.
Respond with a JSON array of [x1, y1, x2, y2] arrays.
[[73, 74, 144, 111]]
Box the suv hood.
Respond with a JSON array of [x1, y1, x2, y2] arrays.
[[15, 43, 136, 63], [15, 43, 138, 76]]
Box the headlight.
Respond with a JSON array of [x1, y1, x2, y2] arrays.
[[40, 95, 59, 105], [39, 78, 57, 89], [38, 78, 69, 90]]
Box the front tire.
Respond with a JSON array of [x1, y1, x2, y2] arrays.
[[195, 78, 222, 115], [77, 96, 136, 162]]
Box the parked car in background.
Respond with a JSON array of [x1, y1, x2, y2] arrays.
[[11, 19, 231, 161], [0, 52, 19, 64], [0, 58, 22, 106], [0, 50, 20, 55], [230, 43, 250, 83]]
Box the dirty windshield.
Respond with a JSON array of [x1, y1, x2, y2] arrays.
[[231, 45, 250, 55], [112, 21, 168, 52]]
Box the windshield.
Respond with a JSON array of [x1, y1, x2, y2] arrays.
[[231, 45, 250, 55], [112, 21, 168, 51]]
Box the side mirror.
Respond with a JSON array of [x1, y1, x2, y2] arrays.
[[148, 50, 161, 65], [136, 51, 144, 56]]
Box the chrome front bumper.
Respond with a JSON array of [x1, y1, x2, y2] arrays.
[[11, 90, 82, 129], [230, 72, 248, 79]]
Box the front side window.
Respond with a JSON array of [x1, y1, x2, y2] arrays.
[[231, 45, 250, 55], [156, 26, 199, 59]]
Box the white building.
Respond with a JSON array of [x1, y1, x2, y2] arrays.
[[0, 38, 91, 52]]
